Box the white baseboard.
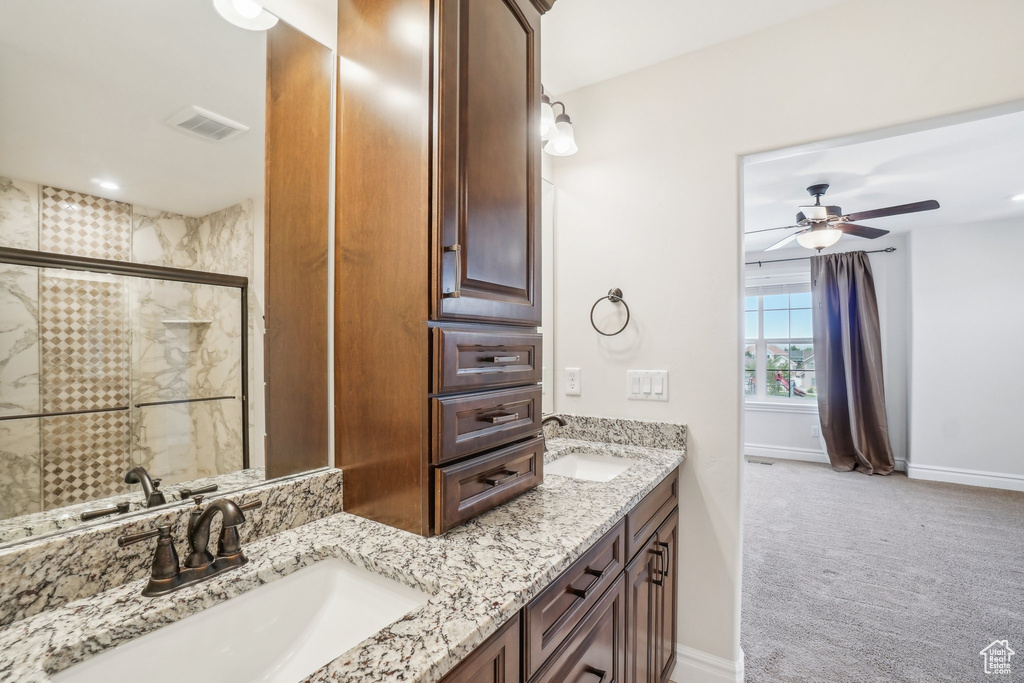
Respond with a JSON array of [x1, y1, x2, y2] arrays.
[[672, 645, 744, 683], [745, 443, 906, 472], [906, 462, 1024, 492]]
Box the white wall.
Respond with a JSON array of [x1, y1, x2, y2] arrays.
[[743, 236, 910, 471], [548, 0, 1024, 678], [907, 218, 1024, 491]]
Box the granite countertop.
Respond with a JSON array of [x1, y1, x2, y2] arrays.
[[0, 427, 685, 683]]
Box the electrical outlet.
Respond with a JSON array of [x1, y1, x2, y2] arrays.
[[811, 426, 820, 437], [565, 367, 581, 396]]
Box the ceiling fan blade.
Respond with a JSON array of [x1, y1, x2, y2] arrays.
[[843, 199, 940, 222], [765, 231, 804, 251], [745, 224, 802, 235], [835, 223, 889, 239]]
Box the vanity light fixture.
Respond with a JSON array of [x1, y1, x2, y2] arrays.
[[543, 101, 578, 157], [213, 0, 279, 31], [540, 91, 556, 141]]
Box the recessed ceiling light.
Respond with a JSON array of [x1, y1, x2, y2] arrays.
[[91, 178, 119, 191], [1012, 192, 1024, 202]]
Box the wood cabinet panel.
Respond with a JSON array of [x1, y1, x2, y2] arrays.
[[625, 471, 678, 560], [524, 520, 626, 679], [335, 0, 433, 535], [624, 534, 659, 683], [435, 435, 544, 533], [433, 326, 542, 393], [264, 21, 332, 478], [533, 574, 627, 683], [435, 0, 542, 325], [433, 385, 542, 463], [655, 509, 679, 683], [441, 614, 521, 683]]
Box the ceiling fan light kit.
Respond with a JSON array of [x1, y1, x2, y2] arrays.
[[752, 183, 940, 252]]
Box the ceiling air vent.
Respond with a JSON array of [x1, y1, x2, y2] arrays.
[[166, 105, 249, 142]]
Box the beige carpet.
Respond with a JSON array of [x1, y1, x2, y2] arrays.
[[742, 458, 1024, 682]]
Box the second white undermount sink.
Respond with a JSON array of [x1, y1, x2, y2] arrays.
[[546, 452, 636, 482], [52, 558, 431, 683]]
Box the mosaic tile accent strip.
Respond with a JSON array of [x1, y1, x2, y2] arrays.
[[40, 271, 129, 413], [40, 186, 131, 261], [0, 176, 39, 250], [41, 410, 130, 510]]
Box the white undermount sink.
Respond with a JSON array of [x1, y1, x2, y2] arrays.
[[546, 452, 635, 482], [52, 558, 431, 683]]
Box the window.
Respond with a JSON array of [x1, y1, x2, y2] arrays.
[[744, 283, 816, 401]]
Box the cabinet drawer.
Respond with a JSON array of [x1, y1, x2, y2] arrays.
[[532, 574, 626, 683], [440, 614, 520, 683], [435, 435, 544, 534], [433, 326, 542, 393], [524, 520, 626, 679], [625, 471, 678, 560], [433, 385, 542, 464]]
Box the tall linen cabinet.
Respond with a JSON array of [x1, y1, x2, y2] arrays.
[[336, 0, 555, 536]]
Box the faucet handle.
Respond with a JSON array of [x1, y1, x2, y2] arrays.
[[118, 524, 169, 547]]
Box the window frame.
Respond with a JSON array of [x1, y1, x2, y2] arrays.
[[744, 283, 817, 405]]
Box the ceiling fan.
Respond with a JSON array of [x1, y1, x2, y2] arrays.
[[748, 184, 940, 252]]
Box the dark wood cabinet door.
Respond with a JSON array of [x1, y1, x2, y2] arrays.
[[434, 0, 542, 326], [655, 509, 679, 683], [441, 614, 520, 683], [625, 534, 659, 683], [533, 575, 627, 683]]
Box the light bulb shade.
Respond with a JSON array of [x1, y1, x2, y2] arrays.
[[214, 0, 279, 30], [796, 227, 842, 250], [540, 98, 556, 141], [544, 119, 578, 156]]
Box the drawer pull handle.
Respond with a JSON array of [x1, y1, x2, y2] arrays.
[[659, 540, 671, 580], [584, 666, 608, 682], [567, 558, 614, 599], [485, 355, 520, 364], [443, 244, 461, 298], [650, 547, 666, 587], [484, 470, 520, 486], [485, 412, 519, 424]]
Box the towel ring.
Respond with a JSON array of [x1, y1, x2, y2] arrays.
[[590, 288, 630, 336]]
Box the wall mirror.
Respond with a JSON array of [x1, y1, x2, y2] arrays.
[[0, 0, 332, 546]]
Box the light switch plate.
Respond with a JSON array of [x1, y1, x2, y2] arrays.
[[627, 370, 668, 401], [565, 367, 581, 396]]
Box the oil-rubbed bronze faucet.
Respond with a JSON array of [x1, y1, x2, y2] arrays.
[[124, 466, 167, 508], [118, 496, 263, 597], [541, 414, 567, 427]]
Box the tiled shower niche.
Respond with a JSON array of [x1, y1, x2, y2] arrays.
[[0, 177, 253, 520]]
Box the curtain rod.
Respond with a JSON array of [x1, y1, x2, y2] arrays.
[[745, 246, 896, 267]]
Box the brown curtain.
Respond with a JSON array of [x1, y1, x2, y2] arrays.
[[810, 251, 895, 475]]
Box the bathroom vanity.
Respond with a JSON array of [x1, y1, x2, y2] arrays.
[[0, 416, 685, 683]]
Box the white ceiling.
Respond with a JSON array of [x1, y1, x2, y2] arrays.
[[743, 109, 1024, 253], [541, 0, 847, 95], [0, 0, 266, 217]]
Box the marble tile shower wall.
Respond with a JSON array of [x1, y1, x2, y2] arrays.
[[0, 177, 254, 520]]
